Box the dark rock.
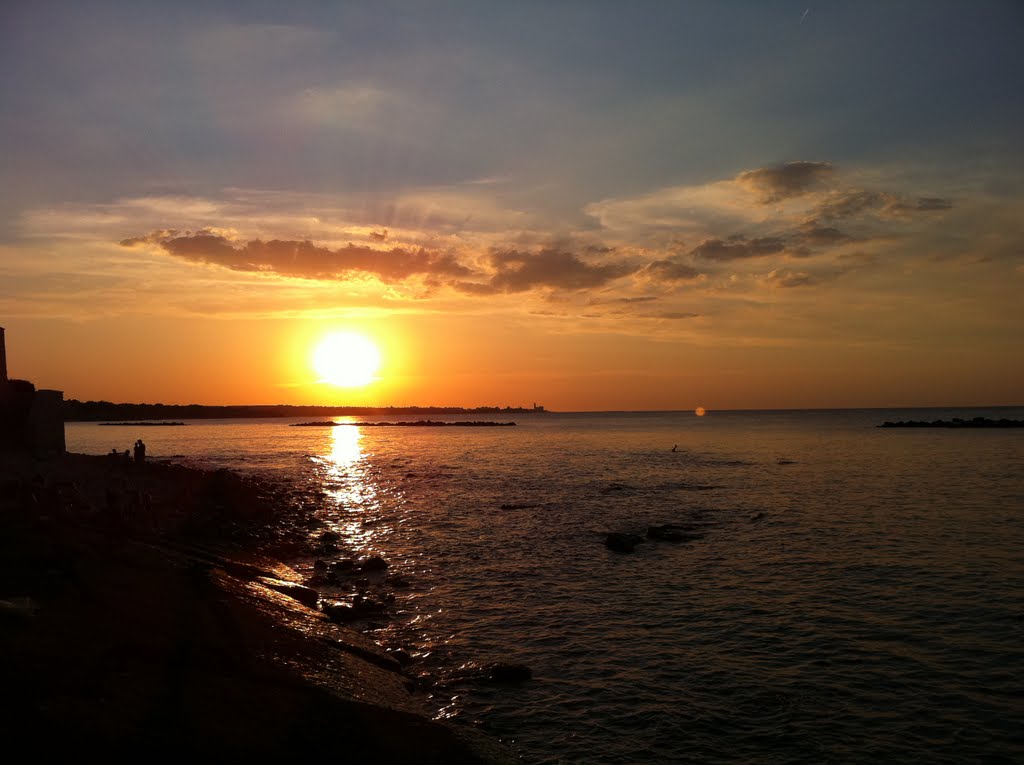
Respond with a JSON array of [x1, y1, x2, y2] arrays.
[[361, 555, 389, 572], [314, 541, 338, 555], [259, 577, 320, 609], [387, 575, 411, 589], [605, 532, 644, 553], [389, 648, 413, 666], [750, 512, 765, 522], [322, 595, 388, 623], [320, 600, 356, 623], [319, 530, 341, 544], [485, 663, 532, 683], [331, 559, 356, 573], [313, 559, 329, 576]]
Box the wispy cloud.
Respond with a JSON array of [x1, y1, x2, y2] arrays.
[[121, 230, 472, 282]]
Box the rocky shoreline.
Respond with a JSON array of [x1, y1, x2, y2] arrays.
[[0, 451, 515, 760]]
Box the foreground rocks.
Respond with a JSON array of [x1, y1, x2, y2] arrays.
[[0, 452, 513, 761]]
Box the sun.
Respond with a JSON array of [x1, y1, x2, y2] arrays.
[[312, 332, 382, 387]]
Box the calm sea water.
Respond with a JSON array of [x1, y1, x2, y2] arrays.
[[67, 409, 1024, 763]]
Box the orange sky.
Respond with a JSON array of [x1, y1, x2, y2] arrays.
[[2, 3, 1022, 410]]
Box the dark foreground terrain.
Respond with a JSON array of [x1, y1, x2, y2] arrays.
[[0, 451, 513, 761]]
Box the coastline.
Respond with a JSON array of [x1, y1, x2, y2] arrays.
[[0, 451, 514, 761]]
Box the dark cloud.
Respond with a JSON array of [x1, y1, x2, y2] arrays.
[[815, 190, 954, 220], [643, 311, 700, 320], [915, 197, 953, 211], [587, 295, 660, 307], [614, 296, 660, 304], [691, 236, 787, 261], [121, 230, 471, 281], [642, 258, 702, 282], [737, 161, 835, 203], [794, 221, 855, 247], [765, 269, 818, 288], [836, 251, 877, 267], [460, 247, 635, 294], [450, 280, 499, 295], [814, 190, 887, 220]]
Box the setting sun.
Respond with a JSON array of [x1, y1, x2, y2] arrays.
[[312, 332, 381, 387]]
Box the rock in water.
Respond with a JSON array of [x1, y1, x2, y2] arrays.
[[486, 663, 533, 683], [605, 532, 643, 553], [360, 555, 389, 571]]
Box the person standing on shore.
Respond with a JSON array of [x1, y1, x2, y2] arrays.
[[134, 439, 146, 465]]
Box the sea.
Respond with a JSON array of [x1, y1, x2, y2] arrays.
[[66, 408, 1024, 764]]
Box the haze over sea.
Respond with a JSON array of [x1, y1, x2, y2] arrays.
[[68, 408, 1023, 764]]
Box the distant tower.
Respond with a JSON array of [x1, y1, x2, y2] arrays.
[[0, 326, 7, 383]]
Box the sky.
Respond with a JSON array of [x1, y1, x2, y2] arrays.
[[1, 0, 1022, 410]]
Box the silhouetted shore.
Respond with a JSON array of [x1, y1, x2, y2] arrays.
[[98, 421, 187, 426], [65, 400, 547, 422], [291, 420, 517, 427], [0, 450, 513, 760]]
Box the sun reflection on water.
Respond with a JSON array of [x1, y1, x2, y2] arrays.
[[312, 422, 384, 549], [329, 422, 363, 471]]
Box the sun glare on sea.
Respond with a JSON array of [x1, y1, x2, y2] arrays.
[[313, 332, 382, 387]]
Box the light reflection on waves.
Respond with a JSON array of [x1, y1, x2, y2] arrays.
[[297, 421, 1024, 765], [72, 415, 1021, 764]]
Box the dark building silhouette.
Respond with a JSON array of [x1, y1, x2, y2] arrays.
[[0, 326, 65, 456]]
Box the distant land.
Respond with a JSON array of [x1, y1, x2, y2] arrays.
[[878, 417, 1023, 429], [63, 400, 547, 422]]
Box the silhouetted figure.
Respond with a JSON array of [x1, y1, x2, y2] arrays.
[[671, 444, 677, 452], [134, 439, 146, 464]]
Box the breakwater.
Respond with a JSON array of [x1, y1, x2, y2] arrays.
[[878, 416, 1024, 428]]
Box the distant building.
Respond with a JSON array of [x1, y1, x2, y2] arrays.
[[0, 327, 66, 457]]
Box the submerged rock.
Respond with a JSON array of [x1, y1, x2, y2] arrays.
[[605, 532, 644, 553], [485, 662, 532, 683]]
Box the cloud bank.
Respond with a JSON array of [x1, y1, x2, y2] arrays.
[[121, 230, 471, 282]]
